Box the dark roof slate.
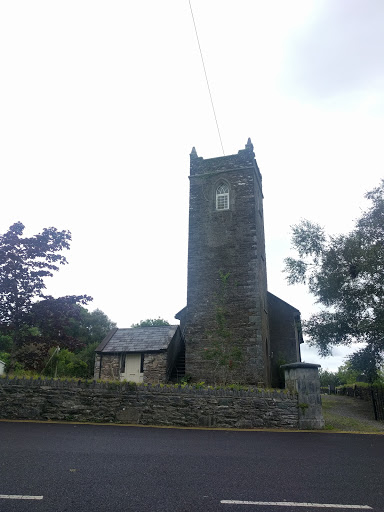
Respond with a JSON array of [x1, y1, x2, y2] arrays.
[[96, 325, 179, 353], [267, 291, 300, 314]]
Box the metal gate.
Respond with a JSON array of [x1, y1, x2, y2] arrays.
[[371, 385, 384, 421]]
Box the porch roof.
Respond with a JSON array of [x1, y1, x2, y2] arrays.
[[96, 325, 179, 353]]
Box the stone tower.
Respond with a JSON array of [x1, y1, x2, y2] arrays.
[[179, 139, 271, 386]]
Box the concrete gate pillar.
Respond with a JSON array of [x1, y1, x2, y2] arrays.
[[281, 362, 325, 429]]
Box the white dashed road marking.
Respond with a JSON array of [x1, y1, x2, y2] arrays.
[[220, 501, 372, 509], [0, 495, 43, 500]]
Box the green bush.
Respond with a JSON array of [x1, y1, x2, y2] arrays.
[[44, 348, 89, 379], [0, 351, 11, 373], [0, 335, 13, 352], [76, 342, 98, 377]]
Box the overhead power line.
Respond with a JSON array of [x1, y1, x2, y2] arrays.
[[188, 0, 225, 156]]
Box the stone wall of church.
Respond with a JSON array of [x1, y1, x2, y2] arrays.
[[185, 144, 270, 385], [268, 293, 302, 388], [143, 353, 168, 384], [95, 353, 168, 384], [98, 354, 120, 380]]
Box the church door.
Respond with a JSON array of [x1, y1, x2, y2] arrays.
[[121, 354, 144, 383]]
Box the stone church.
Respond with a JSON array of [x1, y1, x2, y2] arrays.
[[176, 139, 302, 387], [95, 139, 302, 387]]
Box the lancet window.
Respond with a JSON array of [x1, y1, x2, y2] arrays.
[[216, 183, 229, 210]]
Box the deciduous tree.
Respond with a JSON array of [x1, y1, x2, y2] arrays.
[[284, 180, 384, 381], [131, 318, 170, 327], [24, 295, 93, 352], [0, 222, 71, 345]]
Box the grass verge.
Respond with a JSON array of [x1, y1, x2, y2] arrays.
[[322, 394, 384, 432]]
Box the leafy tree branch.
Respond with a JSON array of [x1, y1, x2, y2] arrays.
[[284, 180, 384, 381]]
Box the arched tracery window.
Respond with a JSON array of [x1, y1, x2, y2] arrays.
[[216, 183, 229, 210]]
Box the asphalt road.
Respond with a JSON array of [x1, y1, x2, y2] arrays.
[[0, 422, 383, 512]]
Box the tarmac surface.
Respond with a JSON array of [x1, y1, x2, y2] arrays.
[[0, 421, 383, 511]]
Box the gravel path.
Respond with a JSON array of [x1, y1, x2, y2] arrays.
[[322, 394, 384, 432]]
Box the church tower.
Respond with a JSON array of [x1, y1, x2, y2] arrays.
[[181, 139, 271, 386]]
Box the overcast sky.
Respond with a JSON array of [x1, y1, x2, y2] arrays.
[[1, 1, 383, 371]]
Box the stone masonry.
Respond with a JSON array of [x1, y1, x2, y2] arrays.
[[268, 293, 302, 387], [95, 352, 169, 384], [282, 362, 325, 429], [0, 377, 299, 429], [183, 139, 270, 385], [96, 354, 120, 380], [142, 353, 167, 384]]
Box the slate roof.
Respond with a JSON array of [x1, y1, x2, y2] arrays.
[[267, 291, 300, 313], [96, 325, 179, 354]]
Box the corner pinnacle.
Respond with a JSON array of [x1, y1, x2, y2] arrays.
[[245, 138, 254, 152]]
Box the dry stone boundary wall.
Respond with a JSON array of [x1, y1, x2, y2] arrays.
[[0, 377, 299, 429]]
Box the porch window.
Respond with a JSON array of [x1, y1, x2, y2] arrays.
[[140, 353, 145, 373], [120, 353, 126, 373]]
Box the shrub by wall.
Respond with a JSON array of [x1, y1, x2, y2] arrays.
[[0, 377, 299, 429]]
